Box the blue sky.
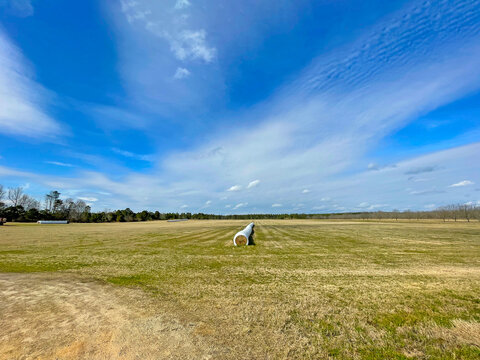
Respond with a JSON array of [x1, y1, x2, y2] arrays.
[[0, 0, 479, 213]]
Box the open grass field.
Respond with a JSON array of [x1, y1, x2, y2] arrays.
[[0, 220, 479, 359]]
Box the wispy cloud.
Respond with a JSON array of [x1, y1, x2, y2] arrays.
[[227, 185, 242, 192], [78, 197, 98, 202], [302, 189, 310, 194], [174, 0, 190, 10], [247, 180, 260, 189], [405, 166, 439, 175], [45, 161, 74, 168], [166, 29, 216, 63], [356, 202, 387, 210], [0, 30, 62, 139], [271, 203, 282, 208], [409, 189, 445, 195], [120, 1, 216, 63], [233, 202, 247, 210], [121, 1, 151, 23], [449, 180, 474, 188], [174, 67, 191, 79], [112, 148, 153, 162], [368, 163, 397, 171]]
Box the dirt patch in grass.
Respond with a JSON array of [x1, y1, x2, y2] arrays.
[[0, 273, 214, 360]]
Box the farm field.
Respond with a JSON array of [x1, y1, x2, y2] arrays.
[[0, 220, 479, 359]]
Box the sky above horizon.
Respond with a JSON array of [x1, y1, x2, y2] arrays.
[[0, 0, 479, 213]]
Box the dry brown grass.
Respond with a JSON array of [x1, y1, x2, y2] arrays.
[[0, 273, 212, 359], [0, 219, 479, 359]]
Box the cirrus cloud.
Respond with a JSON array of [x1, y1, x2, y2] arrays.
[[449, 180, 474, 187], [247, 180, 260, 189]]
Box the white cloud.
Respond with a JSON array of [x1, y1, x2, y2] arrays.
[[449, 180, 474, 187], [174, 67, 191, 79], [302, 189, 310, 194], [368, 163, 396, 172], [45, 161, 74, 168], [112, 148, 153, 162], [112, 0, 219, 117], [233, 202, 247, 210], [0, 165, 37, 178], [409, 189, 444, 195], [121, 1, 151, 23], [367, 163, 378, 171], [78, 197, 98, 202], [0, 30, 62, 139], [227, 185, 242, 192], [271, 203, 282, 208], [167, 29, 216, 63], [247, 179, 260, 189], [120, 2, 216, 63], [367, 204, 388, 210], [180, 204, 188, 208], [205, 200, 212, 206], [174, 0, 190, 10]]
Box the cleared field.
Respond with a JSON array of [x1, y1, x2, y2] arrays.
[[0, 220, 479, 359]]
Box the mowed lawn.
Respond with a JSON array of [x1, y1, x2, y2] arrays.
[[1, 220, 479, 359]]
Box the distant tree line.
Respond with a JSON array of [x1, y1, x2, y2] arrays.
[[0, 184, 479, 223]]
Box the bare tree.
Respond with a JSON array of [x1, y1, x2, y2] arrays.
[[392, 209, 399, 221], [61, 198, 75, 218], [438, 206, 449, 222], [404, 210, 413, 220], [445, 204, 457, 222], [8, 187, 24, 207], [460, 204, 473, 222], [18, 194, 40, 211], [474, 205, 480, 221], [67, 200, 87, 221]]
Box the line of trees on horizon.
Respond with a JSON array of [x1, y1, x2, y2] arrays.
[[1, 184, 479, 223]]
